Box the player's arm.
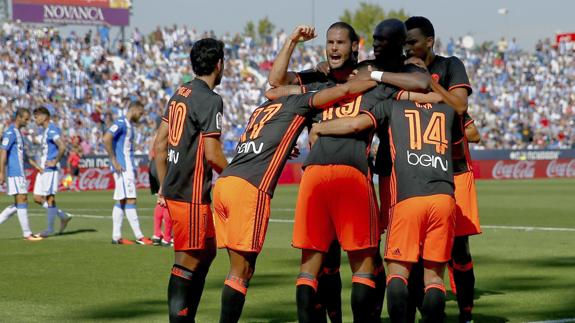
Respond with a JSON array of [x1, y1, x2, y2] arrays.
[[309, 114, 375, 145], [430, 80, 468, 115], [268, 25, 316, 87], [465, 121, 481, 143], [0, 149, 6, 184], [397, 90, 443, 103], [203, 136, 227, 174], [154, 121, 169, 185], [265, 85, 304, 100], [47, 137, 66, 167], [371, 63, 430, 91], [103, 132, 122, 172], [312, 76, 378, 108]]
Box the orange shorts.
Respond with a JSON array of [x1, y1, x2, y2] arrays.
[[454, 171, 481, 237], [378, 175, 392, 235], [165, 199, 215, 251], [385, 194, 455, 263], [292, 165, 379, 252], [213, 176, 271, 253]]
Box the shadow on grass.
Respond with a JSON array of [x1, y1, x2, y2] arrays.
[[55, 228, 97, 236], [74, 299, 165, 320]]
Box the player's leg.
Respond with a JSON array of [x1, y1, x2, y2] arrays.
[[347, 248, 378, 323], [13, 193, 41, 240], [297, 249, 327, 323], [317, 240, 342, 323], [406, 258, 425, 323], [220, 250, 257, 323], [167, 200, 216, 321], [292, 166, 334, 323], [169, 243, 216, 322], [386, 261, 412, 323], [40, 194, 59, 236], [112, 198, 126, 243], [0, 177, 19, 223], [161, 205, 173, 245], [152, 203, 164, 244], [125, 198, 150, 243], [120, 172, 150, 244], [450, 236, 475, 323], [213, 177, 271, 323], [421, 261, 447, 323], [420, 194, 456, 323], [372, 244, 387, 321]]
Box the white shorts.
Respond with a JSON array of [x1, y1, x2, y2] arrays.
[[7, 176, 28, 196], [113, 170, 137, 200], [33, 170, 59, 196]]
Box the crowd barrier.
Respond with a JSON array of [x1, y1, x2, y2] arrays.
[[1, 150, 573, 193]]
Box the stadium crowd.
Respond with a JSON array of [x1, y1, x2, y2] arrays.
[[0, 22, 573, 157]]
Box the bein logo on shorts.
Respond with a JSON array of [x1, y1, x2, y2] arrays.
[[406, 150, 448, 171]]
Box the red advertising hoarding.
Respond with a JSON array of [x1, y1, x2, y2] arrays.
[[472, 159, 575, 180]]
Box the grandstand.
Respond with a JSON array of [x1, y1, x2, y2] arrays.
[[1, 22, 573, 157]]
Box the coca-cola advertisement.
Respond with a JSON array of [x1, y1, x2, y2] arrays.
[[0, 166, 150, 193], [473, 159, 575, 180]]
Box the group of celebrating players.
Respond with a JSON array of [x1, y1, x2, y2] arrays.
[[0, 14, 482, 323], [155, 15, 481, 323]]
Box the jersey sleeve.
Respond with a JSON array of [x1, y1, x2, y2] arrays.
[[452, 115, 465, 145], [286, 92, 315, 116], [49, 127, 61, 142], [362, 100, 393, 128], [0, 130, 14, 151], [106, 120, 125, 139], [162, 102, 170, 123], [295, 70, 325, 85], [198, 95, 223, 137], [463, 112, 474, 127], [446, 57, 472, 95]]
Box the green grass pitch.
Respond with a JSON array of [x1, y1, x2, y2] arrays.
[[1, 179, 574, 322]]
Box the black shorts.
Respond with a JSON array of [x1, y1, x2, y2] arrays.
[[71, 167, 80, 177]]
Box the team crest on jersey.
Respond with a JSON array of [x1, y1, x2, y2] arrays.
[[109, 124, 119, 133], [431, 73, 440, 82], [216, 112, 222, 130], [2, 138, 8, 146]]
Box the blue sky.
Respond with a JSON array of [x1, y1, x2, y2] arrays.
[[59, 0, 575, 50]]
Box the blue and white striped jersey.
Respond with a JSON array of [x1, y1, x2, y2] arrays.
[[39, 123, 62, 171], [106, 117, 135, 173], [1, 124, 25, 177]]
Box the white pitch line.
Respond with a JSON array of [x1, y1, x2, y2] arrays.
[[482, 225, 575, 232], [523, 318, 575, 323], [25, 212, 575, 232]]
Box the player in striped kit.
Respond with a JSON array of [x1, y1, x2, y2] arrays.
[[0, 108, 42, 241], [103, 101, 153, 245], [30, 107, 73, 237]]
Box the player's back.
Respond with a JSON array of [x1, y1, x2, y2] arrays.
[[162, 79, 223, 203], [367, 100, 462, 204], [1, 124, 25, 177], [109, 117, 134, 172], [222, 92, 315, 196], [304, 83, 398, 176]]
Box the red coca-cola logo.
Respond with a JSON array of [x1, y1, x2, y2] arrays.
[[78, 168, 112, 190], [492, 160, 536, 179], [546, 159, 575, 178]]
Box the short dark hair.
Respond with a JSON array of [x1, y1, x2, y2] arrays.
[[190, 38, 225, 76], [128, 100, 144, 109], [33, 106, 50, 117], [327, 22, 359, 43], [405, 16, 435, 38], [15, 108, 30, 118]]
